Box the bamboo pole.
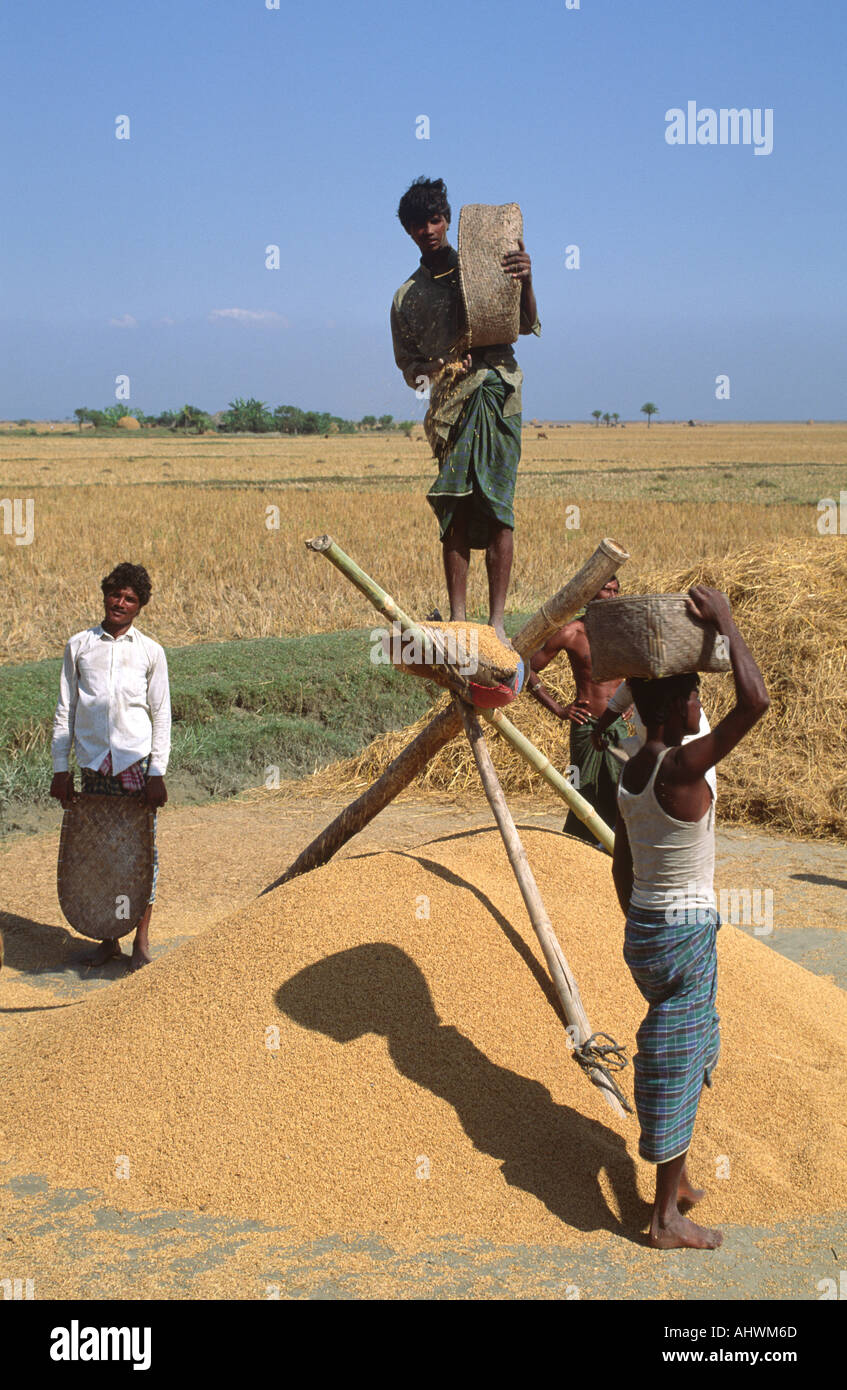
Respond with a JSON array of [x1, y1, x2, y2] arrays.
[[261, 538, 628, 892], [481, 707, 615, 853], [513, 537, 629, 660], [260, 702, 461, 894], [454, 696, 627, 1119], [306, 532, 630, 668], [306, 536, 482, 696]]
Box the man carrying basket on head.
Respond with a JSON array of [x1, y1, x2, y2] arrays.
[[50, 562, 170, 972], [611, 586, 769, 1249], [391, 176, 540, 644]]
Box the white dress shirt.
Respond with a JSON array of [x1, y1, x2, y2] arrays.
[[608, 679, 717, 797], [51, 624, 171, 777]]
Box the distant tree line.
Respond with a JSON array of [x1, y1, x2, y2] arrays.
[[72, 400, 417, 437], [590, 404, 659, 428]]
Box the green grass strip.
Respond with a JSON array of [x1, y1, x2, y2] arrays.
[[0, 629, 441, 809]]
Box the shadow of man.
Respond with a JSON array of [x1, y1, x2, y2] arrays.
[[277, 942, 647, 1241], [0, 911, 127, 985]]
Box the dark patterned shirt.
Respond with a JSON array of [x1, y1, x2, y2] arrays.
[[391, 245, 540, 451]]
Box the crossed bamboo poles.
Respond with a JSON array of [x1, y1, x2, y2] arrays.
[[263, 535, 631, 1117]]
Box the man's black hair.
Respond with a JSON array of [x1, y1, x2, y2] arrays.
[[629, 672, 699, 728], [397, 176, 451, 233], [101, 562, 152, 607]]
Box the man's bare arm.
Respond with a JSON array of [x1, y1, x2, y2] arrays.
[[503, 239, 538, 334], [525, 668, 568, 719], [527, 624, 583, 720], [672, 586, 769, 782], [612, 812, 633, 916], [530, 623, 580, 673]]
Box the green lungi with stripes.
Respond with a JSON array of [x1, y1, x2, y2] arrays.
[[426, 370, 521, 551], [563, 714, 626, 844], [623, 905, 721, 1163]]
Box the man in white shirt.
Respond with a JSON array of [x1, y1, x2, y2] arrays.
[[50, 563, 171, 971]]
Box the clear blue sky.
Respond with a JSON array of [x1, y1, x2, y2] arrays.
[[1, 0, 844, 421]]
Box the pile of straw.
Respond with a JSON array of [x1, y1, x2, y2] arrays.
[[305, 540, 847, 840]]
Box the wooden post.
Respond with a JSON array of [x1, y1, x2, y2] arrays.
[[454, 696, 627, 1119], [481, 707, 615, 853], [306, 535, 508, 694], [513, 537, 629, 660], [262, 539, 628, 891], [260, 702, 462, 894]]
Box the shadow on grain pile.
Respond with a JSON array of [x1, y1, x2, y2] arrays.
[[0, 828, 845, 1250]]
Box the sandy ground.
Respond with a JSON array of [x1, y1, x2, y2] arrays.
[[1, 791, 846, 1300]]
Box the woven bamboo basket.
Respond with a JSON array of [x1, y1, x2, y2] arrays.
[[457, 203, 522, 348], [57, 794, 155, 940], [585, 594, 732, 681]]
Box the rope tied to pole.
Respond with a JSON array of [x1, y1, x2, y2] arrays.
[[572, 1032, 634, 1113]]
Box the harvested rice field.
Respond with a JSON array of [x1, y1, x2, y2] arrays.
[[2, 423, 845, 1304], [3, 423, 845, 664]]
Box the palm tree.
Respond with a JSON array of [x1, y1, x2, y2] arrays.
[[173, 403, 213, 434], [611, 412, 620, 427], [641, 402, 659, 428], [591, 410, 602, 427], [602, 412, 611, 428]]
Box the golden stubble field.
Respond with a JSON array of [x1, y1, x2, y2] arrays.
[[1, 422, 842, 663]]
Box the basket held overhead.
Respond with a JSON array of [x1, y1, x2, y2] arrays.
[[585, 593, 732, 681], [458, 203, 523, 348]]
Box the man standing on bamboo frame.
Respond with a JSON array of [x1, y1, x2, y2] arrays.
[[391, 177, 540, 643]]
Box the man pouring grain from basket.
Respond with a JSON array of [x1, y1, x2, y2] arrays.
[[611, 586, 769, 1249], [50, 563, 170, 972], [391, 177, 540, 643]]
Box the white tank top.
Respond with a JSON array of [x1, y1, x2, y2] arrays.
[[608, 681, 717, 798], [617, 746, 716, 913]]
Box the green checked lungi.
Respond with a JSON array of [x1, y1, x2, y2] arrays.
[[623, 905, 721, 1164], [563, 714, 626, 844], [426, 370, 521, 551]]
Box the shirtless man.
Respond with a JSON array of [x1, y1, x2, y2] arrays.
[[524, 576, 623, 842]]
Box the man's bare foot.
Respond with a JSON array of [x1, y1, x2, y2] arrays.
[[649, 1211, 723, 1249], [489, 619, 508, 645], [677, 1175, 707, 1209], [129, 943, 152, 972], [87, 938, 124, 967]]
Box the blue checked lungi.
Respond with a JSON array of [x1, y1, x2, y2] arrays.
[[623, 905, 721, 1164], [80, 754, 158, 905]]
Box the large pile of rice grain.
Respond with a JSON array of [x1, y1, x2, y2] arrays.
[[325, 540, 847, 839], [0, 828, 844, 1246]]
